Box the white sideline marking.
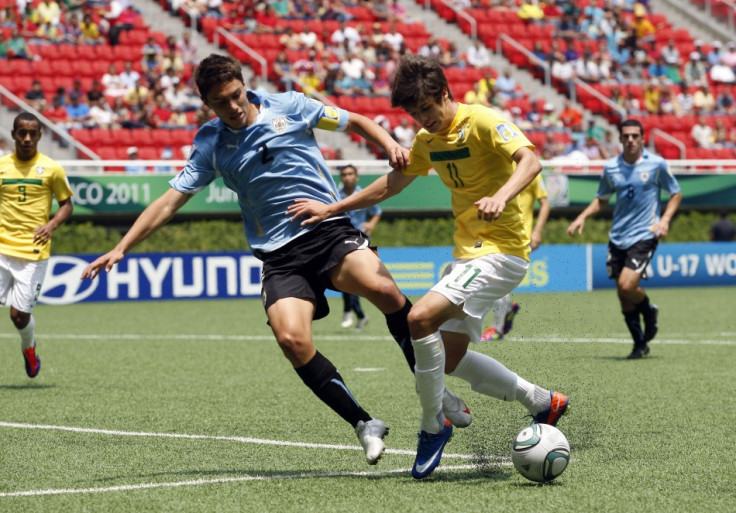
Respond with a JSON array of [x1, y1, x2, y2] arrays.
[[0, 421, 499, 462], [0, 333, 733, 346], [354, 367, 388, 372], [0, 464, 495, 498]]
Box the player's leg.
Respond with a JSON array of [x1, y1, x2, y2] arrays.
[[266, 296, 388, 464], [332, 244, 471, 428], [481, 294, 520, 341], [4, 256, 46, 378], [615, 240, 657, 358], [609, 244, 645, 358], [351, 295, 369, 332], [340, 292, 355, 328]]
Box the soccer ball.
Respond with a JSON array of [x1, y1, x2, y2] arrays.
[[511, 423, 570, 483]]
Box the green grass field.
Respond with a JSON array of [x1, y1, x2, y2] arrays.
[[1, 287, 735, 512]]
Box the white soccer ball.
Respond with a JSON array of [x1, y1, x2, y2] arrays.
[[511, 423, 570, 483]]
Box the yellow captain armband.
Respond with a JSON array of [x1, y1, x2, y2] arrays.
[[315, 105, 342, 131]]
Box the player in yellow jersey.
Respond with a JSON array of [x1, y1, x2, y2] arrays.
[[0, 113, 74, 378], [481, 173, 550, 341], [288, 55, 569, 479]]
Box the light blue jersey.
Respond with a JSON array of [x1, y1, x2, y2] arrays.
[[338, 185, 382, 230], [596, 150, 680, 248], [170, 90, 349, 253]]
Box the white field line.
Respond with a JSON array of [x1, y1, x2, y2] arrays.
[[0, 333, 733, 346], [0, 464, 494, 498], [0, 421, 507, 498], [0, 421, 501, 462]]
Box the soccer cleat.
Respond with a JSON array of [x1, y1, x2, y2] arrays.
[[642, 304, 658, 343], [532, 391, 569, 427], [442, 388, 472, 428], [480, 326, 503, 342], [412, 418, 453, 479], [23, 343, 41, 378], [354, 315, 369, 332], [341, 312, 354, 329], [355, 418, 389, 465], [627, 344, 650, 360], [503, 302, 521, 335]]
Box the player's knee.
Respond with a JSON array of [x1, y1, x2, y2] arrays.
[[407, 305, 437, 338], [275, 332, 312, 362], [10, 310, 29, 329]]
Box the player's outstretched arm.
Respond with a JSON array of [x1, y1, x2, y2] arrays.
[[567, 197, 606, 236], [344, 112, 410, 171], [288, 169, 416, 226], [81, 189, 192, 279]]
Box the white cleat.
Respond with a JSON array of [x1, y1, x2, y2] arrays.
[[354, 315, 369, 332], [355, 418, 389, 465], [341, 312, 355, 329], [442, 388, 472, 428]]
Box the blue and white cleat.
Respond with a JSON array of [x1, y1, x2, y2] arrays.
[[503, 302, 521, 335], [411, 418, 453, 479]]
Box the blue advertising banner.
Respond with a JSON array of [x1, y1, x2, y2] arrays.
[[591, 242, 736, 288], [39, 246, 591, 305]]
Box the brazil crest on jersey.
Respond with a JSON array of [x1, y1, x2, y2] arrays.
[[0, 152, 73, 260], [402, 103, 535, 260], [170, 90, 349, 253], [597, 149, 680, 248]]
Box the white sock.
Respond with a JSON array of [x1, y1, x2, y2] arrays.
[[412, 332, 446, 434], [492, 295, 512, 331], [515, 376, 551, 415], [449, 350, 518, 402], [18, 316, 35, 350]]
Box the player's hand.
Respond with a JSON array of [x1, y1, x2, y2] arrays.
[[474, 196, 505, 221], [80, 249, 125, 280], [287, 199, 332, 226], [32, 224, 53, 245], [567, 218, 584, 236], [531, 231, 542, 250], [651, 220, 669, 239], [386, 145, 410, 171]]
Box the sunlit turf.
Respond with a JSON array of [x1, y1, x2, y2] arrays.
[[1, 287, 734, 512]]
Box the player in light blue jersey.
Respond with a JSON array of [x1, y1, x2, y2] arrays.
[[337, 164, 382, 332], [81, 54, 471, 465], [568, 119, 682, 359]]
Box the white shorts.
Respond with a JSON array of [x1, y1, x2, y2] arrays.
[[0, 254, 48, 313], [432, 253, 528, 343]]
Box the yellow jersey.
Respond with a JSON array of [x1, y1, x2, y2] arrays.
[[517, 174, 547, 239], [403, 103, 534, 260], [0, 152, 73, 260]]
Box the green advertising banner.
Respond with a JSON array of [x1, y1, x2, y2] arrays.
[[65, 173, 736, 216]]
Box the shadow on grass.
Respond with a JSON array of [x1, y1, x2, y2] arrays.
[[0, 383, 55, 390]]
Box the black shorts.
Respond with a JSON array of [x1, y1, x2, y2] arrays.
[[607, 238, 658, 280], [258, 218, 370, 320]]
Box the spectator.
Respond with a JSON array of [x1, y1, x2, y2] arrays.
[[691, 116, 713, 148], [707, 41, 723, 68], [24, 79, 46, 111], [439, 41, 464, 68], [575, 52, 601, 83], [88, 97, 119, 129], [647, 56, 668, 81], [712, 118, 729, 148], [418, 36, 441, 60], [717, 88, 735, 114], [643, 80, 661, 114], [221, 9, 247, 33], [330, 19, 361, 52], [119, 61, 141, 90], [463, 82, 490, 106], [543, 131, 566, 157], [722, 41, 736, 68], [36, 0, 61, 25], [86, 79, 104, 104], [160, 48, 184, 74], [600, 130, 620, 158], [676, 82, 694, 113], [494, 68, 519, 99], [392, 116, 416, 149], [177, 31, 197, 64], [710, 210, 736, 241], [581, 136, 603, 159], [60, 12, 82, 43], [466, 41, 491, 69], [79, 13, 102, 44], [552, 54, 574, 86], [105, 0, 137, 46], [559, 99, 583, 128], [340, 49, 365, 80], [632, 4, 656, 46], [273, 51, 294, 91], [693, 84, 716, 113], [383, 20, 404, 52], [298, 23, 321, 51], [7, 28, 34, 60], [44, 95, 69, 126], [124, 79, 150, 106], [710, 57, 736, 84], [124, 146, 147, 173], [540, 102, 558, 128], [661, 39, 680, 66], [65, 92, 92, 129], [658, 88, 682, 116], [102, 63, 127, 98], [623, 90, 642, 115], [684, 51, 707, 85]]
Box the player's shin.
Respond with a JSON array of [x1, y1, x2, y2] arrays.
[[385, 297, 415, 371], [412, 332, 446, 433]]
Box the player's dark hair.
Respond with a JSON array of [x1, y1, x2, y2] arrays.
[[618, 119, 644, 136], [194, 54, 244, 101], [13, 112, 41, 131], [339, 164, 357, 174], [391, 54, 453, 109]]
